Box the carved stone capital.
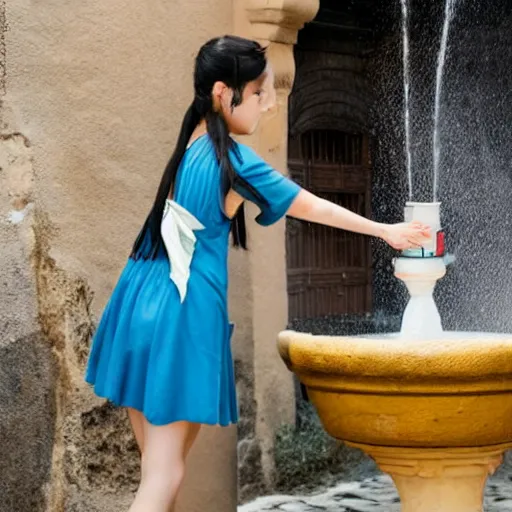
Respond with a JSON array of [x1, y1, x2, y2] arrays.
[[347, 442, 512, 512], [245, 0, 319, 45]]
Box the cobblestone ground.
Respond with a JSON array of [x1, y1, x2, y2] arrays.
[[238, 475, 512, 511]]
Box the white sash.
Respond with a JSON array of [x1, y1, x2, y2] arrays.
[[161, 199, 205, 303]]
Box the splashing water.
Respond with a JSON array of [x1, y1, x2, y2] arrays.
[[400, 0, 413, 200], [433, 0, 457, 201]]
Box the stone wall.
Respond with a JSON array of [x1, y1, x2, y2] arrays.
[[1, 0, 325, 509], [1, 1, 237, 511]]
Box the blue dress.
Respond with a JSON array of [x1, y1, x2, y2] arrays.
[[84, 135, 301, 426]]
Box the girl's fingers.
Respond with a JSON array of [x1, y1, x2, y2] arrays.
[[404, 237, 422, 248], [409, 234, 426, 244], [409, 221, 432, 236], [409, 228, 431, 241]]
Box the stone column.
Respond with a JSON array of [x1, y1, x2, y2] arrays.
[[232, 0, 319, 501]]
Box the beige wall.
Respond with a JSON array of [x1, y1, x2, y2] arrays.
[[2, 1, 237, 511], [1, 0, 319, 509]]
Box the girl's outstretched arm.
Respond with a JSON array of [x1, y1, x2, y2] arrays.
[[286, 189, 431, 251]]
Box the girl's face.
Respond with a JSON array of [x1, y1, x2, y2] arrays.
[[213, 65, 276, 135]]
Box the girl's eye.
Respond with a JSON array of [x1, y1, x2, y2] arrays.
[[255, 90, 262, 96]]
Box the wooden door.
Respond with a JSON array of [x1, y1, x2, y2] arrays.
[[286, 129, 372, 320]]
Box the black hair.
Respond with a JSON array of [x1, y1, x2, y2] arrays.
[[130, 35, 269, 260]]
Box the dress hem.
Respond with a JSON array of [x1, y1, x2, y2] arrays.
[[85, 380, 238, 428]]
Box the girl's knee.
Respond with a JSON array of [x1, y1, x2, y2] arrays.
[[133, 462, 185, 510], [141, 455, 185, 492], [166, 461, 185, 489]]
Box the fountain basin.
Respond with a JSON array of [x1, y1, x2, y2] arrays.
[[279, 330, 512, 511], [278, 330, 512, 447]]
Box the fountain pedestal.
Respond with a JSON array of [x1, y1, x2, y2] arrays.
[[349, 443, 505, 512], [395, 201, 448, 337]]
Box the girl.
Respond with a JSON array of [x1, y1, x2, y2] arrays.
[[85, 35, 430, 512]]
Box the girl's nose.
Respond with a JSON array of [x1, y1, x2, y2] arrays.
[[262, 101, 276, 113]]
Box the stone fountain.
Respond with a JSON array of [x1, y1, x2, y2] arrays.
[[278, 202, 512, 512]]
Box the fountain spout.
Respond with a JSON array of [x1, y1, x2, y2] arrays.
[[394, 201, 447, 337]]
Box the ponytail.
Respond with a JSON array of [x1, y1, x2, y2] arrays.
[[129, 102, 201, 260], [205, 110, 248, 248]]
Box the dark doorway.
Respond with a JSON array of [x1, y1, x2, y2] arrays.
[[287, 130, 372, 320], [287, 1, 376, 322]]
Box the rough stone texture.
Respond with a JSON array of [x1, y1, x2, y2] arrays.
[[1, 17, 57, 507], [76, 402, 140, 493], [0, 333, 56, 512], [235, 357, 266, 500], [0, 134, 36, 344]]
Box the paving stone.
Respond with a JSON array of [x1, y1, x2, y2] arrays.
[[340, 498, 382, 511], [239, 475, 512, 512], [277, 503, 306, 511]]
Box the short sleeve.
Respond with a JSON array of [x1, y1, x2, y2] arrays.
[[231, 143, 302, 226]]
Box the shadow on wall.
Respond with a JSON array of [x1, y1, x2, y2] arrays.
[[0, 333, 56, 512]]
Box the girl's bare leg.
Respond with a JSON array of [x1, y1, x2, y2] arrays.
[[170, 424, 201, 512], [127, 407, 145, 455], [128, 417, 201, 512]]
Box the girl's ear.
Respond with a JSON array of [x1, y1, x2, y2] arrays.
[[212, 81, 231, 113]]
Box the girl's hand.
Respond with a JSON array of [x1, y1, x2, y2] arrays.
[[380, 221, 432, 251]]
